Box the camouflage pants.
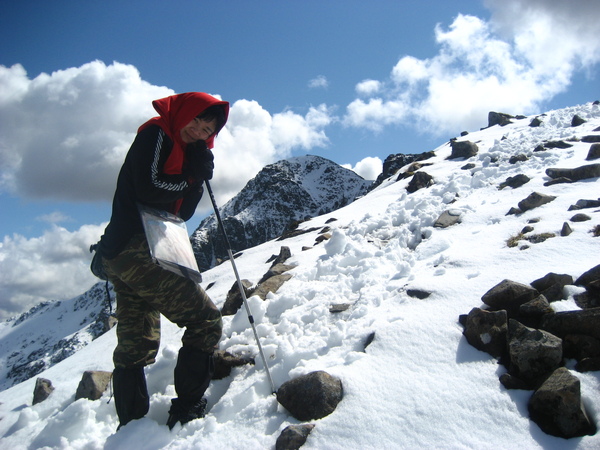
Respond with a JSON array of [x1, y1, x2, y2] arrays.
[[103, 233, 222, 368]]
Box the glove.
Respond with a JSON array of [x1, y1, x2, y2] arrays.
[[186, 141, 214, 181]]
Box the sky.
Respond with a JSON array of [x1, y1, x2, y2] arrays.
[[0, 0, 599, 319], [0, 101, 599, 448]]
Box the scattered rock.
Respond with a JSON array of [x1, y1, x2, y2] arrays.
[[462, 308, 507, 358], [571, 114, 587, 127], [508, 320, 562, 384], [481, 279, 539, 315], [571, 213, 592, 222], [221, 279, 254, 316], [488, 111, 514, 127], [406, 171, 434, 193], [587, 143, 600, 160], [276, 424, 316, 450], [449, 140, 479, 159], [433, 210, 462, 228], [568, 199, 600, 210], [529, 117, 543, 127], [277, 371, 343, 421], [406, 289, 432, 299], [75, 370, 112, 401], [561, 222, 573, 236], [213, 350, 255, 380], [517, 192, 557, 212], [540, 308, 600, 341], [499, 174, 530, 190], [581, 135, 600, 143], [546, 164, 600, 182], [33, 378, 55, 405], [530, 273, 573, 302], [528, 368, 596, 438], [329, 303, 352, 313], [253, 273, 293, 300]]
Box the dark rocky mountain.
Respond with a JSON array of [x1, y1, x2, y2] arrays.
[[190, 155, 372, 270]]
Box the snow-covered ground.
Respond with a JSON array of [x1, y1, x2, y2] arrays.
[[0, 102, 599, 449]]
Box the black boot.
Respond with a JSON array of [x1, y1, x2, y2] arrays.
[[112, 366, 149, 429], [166, 347, 214, 429]]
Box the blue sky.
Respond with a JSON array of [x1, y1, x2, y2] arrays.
[[0, 0, 599, 319]]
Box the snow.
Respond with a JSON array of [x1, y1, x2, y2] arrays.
[[1, 102, 600, 449]]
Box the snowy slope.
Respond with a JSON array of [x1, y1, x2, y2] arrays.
[[0, 102, 599, 449]]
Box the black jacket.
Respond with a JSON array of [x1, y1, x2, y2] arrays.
[[100, 125, 202, 259]]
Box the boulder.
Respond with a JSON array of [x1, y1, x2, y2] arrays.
[[517, 192, 557, 212], [481, 279, 539, 315], [449, 140, 479, 159], [462, 308, 507, 358], [33, 378, 55, 405], [276, 424, 315, 450], [528, 368, 596, 438], [75, 370, 112, 401], [277, 371, 343, 421]]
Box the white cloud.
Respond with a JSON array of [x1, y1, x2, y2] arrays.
[[343, 0, 600, 136], [342, 156, 382, 181], [355, 79, 382, 96], [0, 223, 106, 320], [308, 75, 328, 89], [36, 211, 72, 225]]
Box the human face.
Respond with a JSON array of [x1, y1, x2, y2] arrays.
[[180, 117, 217, 144]]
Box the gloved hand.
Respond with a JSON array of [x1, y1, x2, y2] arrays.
[[186, 141, 214, 181]]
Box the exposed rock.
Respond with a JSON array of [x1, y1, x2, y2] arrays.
[[33, 378, 55, 405], [562, 334, 600, 361], [530, 273, 573, 302], [433, 210, 462, 228], [581, 135, 600, 143], [462, 308, 507, 358], [370, 152, 431, 190], [571, 114, 587, 127], [276, 424, 315, 450], [266, 246, 292, 266], [529, 117, 543, 127], [258, 263, 297, 284], [221, 279, 254, 316], [481, 279, 539, 315], [561, 222, 573, 236], [498, 174, 530, 190], [519, 295, 553, 320], [277, 371, 343, 421], [329, 303, 352, 313], [543, 140, 573, 149], [213, 350, 255, 380], [406, 289, 432, 299], [575, 264, 600, 289], [75, 370, 112, 401], [449, 140, 478, 159], [568, 199, 600, 210], [546, 164, 600, 182], [576, 357, 600, 372], [488, 111, 514, 127], [406, 171, 434, 193], [528, 368, 596, 438], [509, 154, 528, 164], [517, 192, 557, 212], [252, 273, 292, 300], [508, 320, 562, 384], [587, 143, 600, 160], [571, 213, 592, 222], [540, 308, 600, 341]]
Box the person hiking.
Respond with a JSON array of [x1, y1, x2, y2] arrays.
[[96, 92, 229, 430]]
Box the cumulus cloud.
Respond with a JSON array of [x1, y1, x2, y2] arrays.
[[343, 0, 600, 136], [308, 75, 328, 89], [0, 61, 334, 318], [0, 223, 106, 320], [342, 156, 383, 181]]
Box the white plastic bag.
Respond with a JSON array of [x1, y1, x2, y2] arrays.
[[139, 205, 202, 283]]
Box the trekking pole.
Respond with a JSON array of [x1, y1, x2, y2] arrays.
[[204, 180, 277, 394]]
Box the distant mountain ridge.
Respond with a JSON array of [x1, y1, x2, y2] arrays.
[[190, 155, 372, 270]]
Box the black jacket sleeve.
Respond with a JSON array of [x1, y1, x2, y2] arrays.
[[129, 125, 198, 206]]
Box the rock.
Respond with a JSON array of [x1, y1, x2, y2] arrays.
[[258, 262, 297, 284], [75, 370, 112, 400], [587, 143, 600, 160], [540, 308, 600, 340], [571, 114, 587, 127], [462, 308, 507, 358], [575, 264, 600, 289], [568, 199, 600, 210], [449, 140, 479, 159], [543, 140, 573, 149], [276, 424, 315, 450], [508, 320, 562, 384], [581, 135, 600, 143], [519, 295, 553, 318], [546, 164, 600, 181], [329, 303, 352, 313], [498, 174, 530, 190], [561, 222, 573, 236], [406, 289, 432, 299], [499, 372, 531, 390], [433, 210, 462, 228], [406, 171, 434, 193], [563, 334, 600, 361], [277, 371, 343, 421], [517, 192, 557, 212], [267, 246, 292, 266], [481, 279, 539, 315], [528, 368, 596, 438], [488, 111, 514, 127], [576, 357, 600, 372], [213, 350, 255, 380], [221, 279, 254, 315], [530, 273, 573, 302], [570, 213, 591, 222], [529, 117, 543, 127], [33, 378, 55, 405], [252, 273, 292, 300], [509, 154, 528, 164]]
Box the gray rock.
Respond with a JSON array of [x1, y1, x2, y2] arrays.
[[508, 320, 562, 383], [586, 143, 600, 160], [433, 210, 462, 228], [276, 424, 315, 450], [33, 378, 55, 405], [528, 367, 596, 438], [449, 140, 479, 159], [75, 370, 112, 401], [546, 164, 600, 181], [277, 371, 343, 421], [481, 279, 539, 314], [462, 308, 507, 358], [517, 192, 557, 212]]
